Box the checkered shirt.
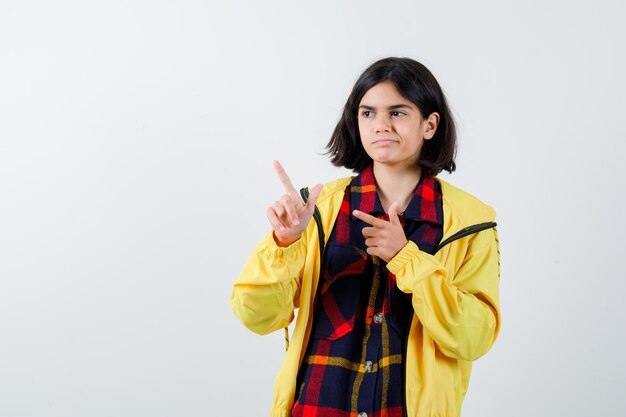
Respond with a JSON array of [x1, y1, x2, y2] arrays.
[[291, 164, 444, 417]]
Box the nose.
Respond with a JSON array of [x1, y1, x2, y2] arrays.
[[374, 114, 392, 132]]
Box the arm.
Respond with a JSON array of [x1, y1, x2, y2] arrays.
[[230, 230, 307, 335], [231, 161, 323, 335], [387, 227, 501, 361]]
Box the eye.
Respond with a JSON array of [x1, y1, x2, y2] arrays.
[[391, 111, 405, 117], [362, 110, 373, 118]]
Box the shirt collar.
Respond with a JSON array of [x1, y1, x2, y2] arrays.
[[350, 164, 442, 225]]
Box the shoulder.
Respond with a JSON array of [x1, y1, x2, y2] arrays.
[[435, 177, 496, 224], [307, 176, 354, 204]]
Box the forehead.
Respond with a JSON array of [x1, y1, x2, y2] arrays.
[[359, 81, 414, 107]]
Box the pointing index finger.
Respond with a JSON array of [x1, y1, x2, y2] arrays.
[[273, 160, 299, 197], [353, 209, 385, 227]]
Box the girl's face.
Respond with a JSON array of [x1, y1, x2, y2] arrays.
[[357, 81, 438, 171]]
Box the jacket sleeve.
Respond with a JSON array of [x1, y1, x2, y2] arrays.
[[386, 227, 501, 361], [230, 230, 308, 335]]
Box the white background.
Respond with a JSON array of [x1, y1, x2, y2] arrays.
[[1, 1, 625, 416]]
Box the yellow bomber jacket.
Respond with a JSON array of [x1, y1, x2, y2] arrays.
[[231, 175, 501, 417]]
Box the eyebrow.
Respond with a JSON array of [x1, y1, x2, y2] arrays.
[[358, 104, 414, 111]]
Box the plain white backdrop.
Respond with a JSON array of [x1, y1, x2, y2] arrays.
[[1, 0, 625, 416]]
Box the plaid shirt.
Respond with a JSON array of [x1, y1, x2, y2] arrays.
[[292, 165, 443, 417]]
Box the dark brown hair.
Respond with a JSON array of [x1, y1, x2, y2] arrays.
[[325, 57, 457, 176]]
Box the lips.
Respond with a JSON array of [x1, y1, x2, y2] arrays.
[[372, 139, 398, 145]]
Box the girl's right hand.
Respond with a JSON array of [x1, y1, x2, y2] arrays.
[[267, 160, 323, 247]]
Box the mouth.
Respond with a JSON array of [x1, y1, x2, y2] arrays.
[[372, 139, 398, 145]]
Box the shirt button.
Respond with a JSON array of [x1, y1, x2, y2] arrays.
[[364, 360, 373, 373], [358, 413, 368, 417], [373, 312, 383, 324]]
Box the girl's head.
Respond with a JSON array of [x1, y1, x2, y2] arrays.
[[325, 57, 457, 177]]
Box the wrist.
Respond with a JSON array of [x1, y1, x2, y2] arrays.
[[272, 230, 301, 247]]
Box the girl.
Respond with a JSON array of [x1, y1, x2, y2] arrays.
[[232, 57, 501, 417]]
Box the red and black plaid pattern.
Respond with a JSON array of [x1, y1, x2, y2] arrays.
[[292, 165, 443, 417]]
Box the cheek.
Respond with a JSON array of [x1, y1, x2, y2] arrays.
[[358, 121, 368, 145], [399, 124, 423, 144], [357, 119, 366, 136]]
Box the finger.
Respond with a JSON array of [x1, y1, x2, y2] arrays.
[[304, 184, 323, 210], [273, 160, 300, 199], [361, 226, 376, 238], [365, 237, 381, 248], [279, 194, 300, 226], [266, 207, 287, 232], [273, 200, 297, 228], [388, 201, 401, 225], [272, 200, 287, 219], [353, 210, 385, 227]]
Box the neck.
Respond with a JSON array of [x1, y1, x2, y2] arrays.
[[372, 162, 422, 213]]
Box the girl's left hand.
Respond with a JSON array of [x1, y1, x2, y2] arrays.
[[353, 202, 408, 263]]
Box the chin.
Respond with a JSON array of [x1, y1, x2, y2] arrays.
[[373, 153, 396, 163]]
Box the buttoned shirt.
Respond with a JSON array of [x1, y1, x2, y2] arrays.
[[292, 165, 444, 417]]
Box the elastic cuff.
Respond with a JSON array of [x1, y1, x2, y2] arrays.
[[262, 230, 305, 258], [387, 240, 421, 274]]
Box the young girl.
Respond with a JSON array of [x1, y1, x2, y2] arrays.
[[232, 57, 501, 417]]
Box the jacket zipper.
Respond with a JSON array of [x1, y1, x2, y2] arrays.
[[434, 222, 498, 253], [401, 221, 497, 417]]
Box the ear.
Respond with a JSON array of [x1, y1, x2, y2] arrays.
[[423, 112, 440, 140]]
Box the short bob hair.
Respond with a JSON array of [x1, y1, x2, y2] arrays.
[[325, 57, 457, 177]]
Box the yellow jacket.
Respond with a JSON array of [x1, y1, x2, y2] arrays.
[[231, 175, 501, 417]]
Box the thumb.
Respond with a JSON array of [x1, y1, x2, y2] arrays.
[[388, 201, 401, 225], [304, 184, 323, 211]]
